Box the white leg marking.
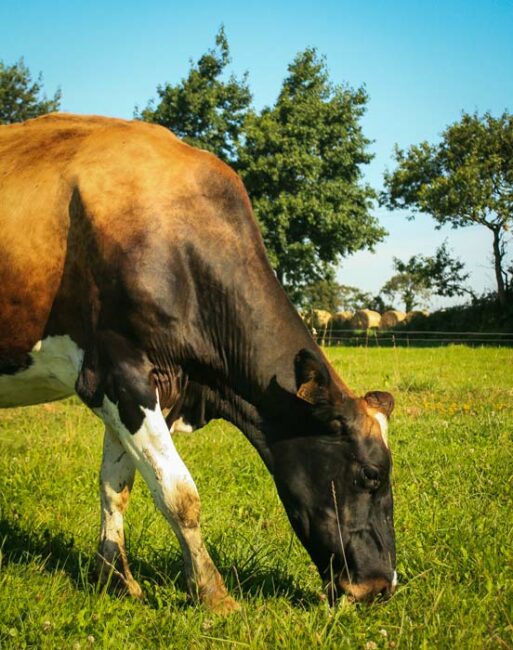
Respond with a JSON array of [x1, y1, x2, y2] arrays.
[[0, 335, 84, 407], [98, 426, 142, 597], [373, 412, 389, 447], [97, 393, 237, 612], [99, 395, 195, 512]]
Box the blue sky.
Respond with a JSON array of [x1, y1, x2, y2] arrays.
[[2, 0, 512, 306]]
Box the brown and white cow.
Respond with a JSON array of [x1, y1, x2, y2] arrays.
[[0, 114, 396, 613]]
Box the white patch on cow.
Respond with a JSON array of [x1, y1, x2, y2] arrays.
[[170, 416, 194, 434], [373, 411, 389, 447], [392, 570, 398, 589], [100, 427, 134, 543], [97, 393, 195, 514], [0, 335, 84, 408]]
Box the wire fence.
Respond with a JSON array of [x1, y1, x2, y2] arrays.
[[312, 329, 513, 348]]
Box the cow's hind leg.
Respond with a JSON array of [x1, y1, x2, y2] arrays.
[[97, 426, 142, 598]]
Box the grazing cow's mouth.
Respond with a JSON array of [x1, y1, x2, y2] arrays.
[[324, 573, 397, 604]]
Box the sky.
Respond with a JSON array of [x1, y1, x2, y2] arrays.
[[1, 0, 512, 308]]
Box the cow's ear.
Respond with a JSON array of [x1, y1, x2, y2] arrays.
[[295, 349, 330, 405], [364, 391, 394, 418]]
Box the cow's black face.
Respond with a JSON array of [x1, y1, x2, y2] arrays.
[[270, 349, 396, 603]]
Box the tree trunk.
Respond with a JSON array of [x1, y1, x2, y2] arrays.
[[492, 227, 506, 306], [404, 288, 415, 312]]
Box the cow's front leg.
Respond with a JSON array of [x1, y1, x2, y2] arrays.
[[97, 390, 238, 614], [97, 426, 142, 598]]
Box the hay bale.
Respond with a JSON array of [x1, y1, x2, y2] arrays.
[[331, 311, 354, 331], [351, 309, 381, 330], [405, 310, 430, 324], [335, 310, 354, 323], [302, 309, 332, 330], [312, 309, 332, 329], [380, 310, 407, 329]]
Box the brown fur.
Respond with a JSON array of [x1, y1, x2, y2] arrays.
[[117, 484, 131, 513], [0, 113, 255, 362], [340, 577, 390, 602], [174, 485, 201, 529], [363, 406, 387, 440]]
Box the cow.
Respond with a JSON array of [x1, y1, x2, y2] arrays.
[[0, 114, 396, 613]]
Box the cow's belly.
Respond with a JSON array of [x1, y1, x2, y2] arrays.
[[0, 335, 84, 408]]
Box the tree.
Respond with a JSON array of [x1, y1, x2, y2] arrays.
[[368, 294, 392, 313], [137, 27, 251, 164], [507, 262, 513, 291], [382, 242, 470, 311], [382, 111, 513, 305], [301, 278, 387, 313], [301, 277, 344, 313], [237, 48, 385, 303], [337, 285, 375, 311], [0, 58, 61, 124], [381, 270, 431, 313]]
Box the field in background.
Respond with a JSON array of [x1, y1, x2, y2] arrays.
[[0, 347, 512, 649]]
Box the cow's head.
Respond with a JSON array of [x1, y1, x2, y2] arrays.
[[271, 349, 396, 603]]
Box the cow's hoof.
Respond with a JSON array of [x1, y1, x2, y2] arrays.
[[124, 576, 144, 599], [100, 571, 143, 599], [96, 554, 143, 599], [204, 593, 240, 615]]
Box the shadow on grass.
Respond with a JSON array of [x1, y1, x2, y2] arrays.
[[0, 517, 319, 608], [0, 516, 100, 590]]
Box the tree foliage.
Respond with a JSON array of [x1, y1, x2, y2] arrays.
[[0, 58, 61, 124], [337, 285, 376, 311], [237, 48, 385, 302], [302, 279, 388, 313], [137, 27, 251, 163], [382, 111, 513, 304], [382, 242, 469, 311], [139, 36, 385, 304], [301, 277, 345, 313], [382, 272, 431, 313]]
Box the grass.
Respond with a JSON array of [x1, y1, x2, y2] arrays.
[[0, 346, 512, 649]]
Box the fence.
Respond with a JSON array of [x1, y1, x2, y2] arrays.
[[313, 329, 513, 347]]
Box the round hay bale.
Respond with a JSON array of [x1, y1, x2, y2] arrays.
[[331, 311, 354, 331], [351, 309, 381, 330], [312, 309, 332, 329], [302, 308, 332, 331], [380, 310, 407, 329], [335, 310, 354, 322], [405, 310, 430, 324]]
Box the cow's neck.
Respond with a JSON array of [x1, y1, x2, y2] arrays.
[[174, 260, 352, 469]]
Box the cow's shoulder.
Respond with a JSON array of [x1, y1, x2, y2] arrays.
[[54, 116, 258, 242]]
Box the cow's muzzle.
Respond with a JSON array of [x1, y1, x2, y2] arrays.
[[325, 572, 397, 604], [340, 572, 397, 603]]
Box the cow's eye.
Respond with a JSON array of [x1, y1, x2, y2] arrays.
[[360, 466, 380, 491], [328, 417, 344, 434]]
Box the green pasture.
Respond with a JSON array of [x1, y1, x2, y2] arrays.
[[0, 347, 512, 648]]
